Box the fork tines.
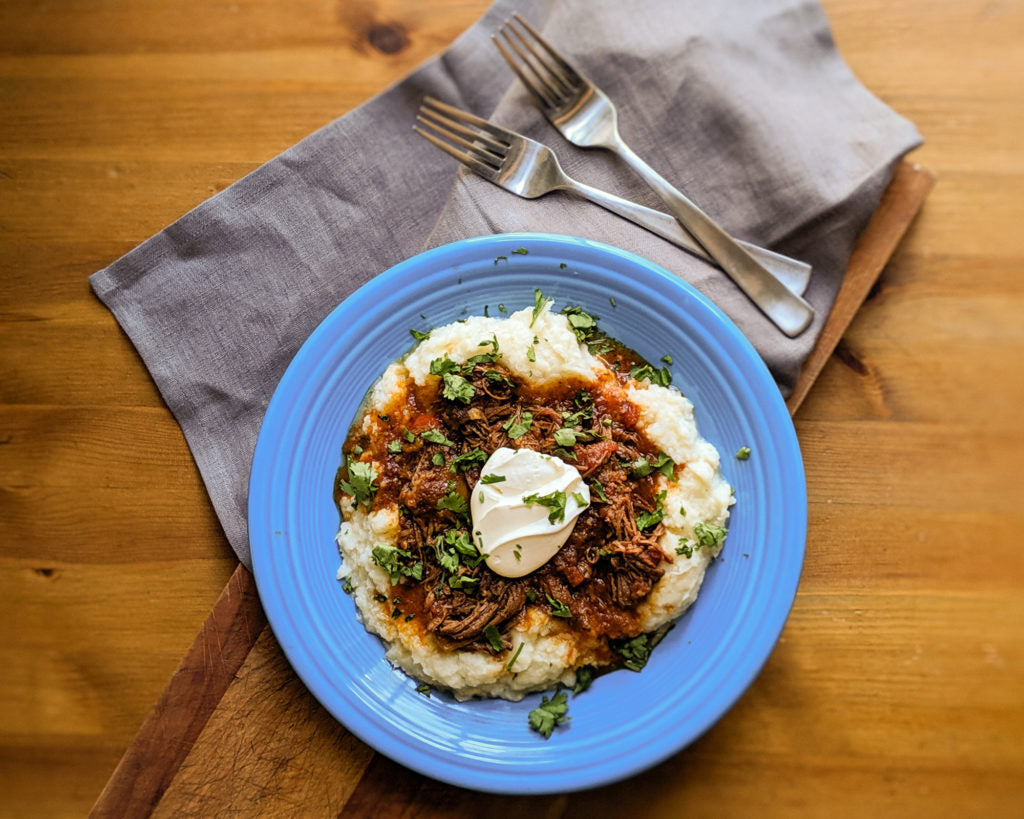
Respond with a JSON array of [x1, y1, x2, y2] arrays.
[[413, 96, 510, 180], [493, 13, 582, 110]]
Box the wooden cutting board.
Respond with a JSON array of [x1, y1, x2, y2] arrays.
[[90, 160, 935, 818]]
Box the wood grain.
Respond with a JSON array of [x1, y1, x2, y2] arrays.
[[86, 162, 933, 816], [3, 0, 1023, 816]]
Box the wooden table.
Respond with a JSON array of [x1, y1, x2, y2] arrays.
[[2, 1, 1022, 816]]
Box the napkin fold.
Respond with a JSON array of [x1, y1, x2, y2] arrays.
[[90, 0, 921, 568]]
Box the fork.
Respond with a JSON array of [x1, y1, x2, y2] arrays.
[[414, 96, 815, 336], [493, 14, 814, 336]]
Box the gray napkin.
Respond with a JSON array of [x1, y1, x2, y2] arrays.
[[90, 0, 921, 569]]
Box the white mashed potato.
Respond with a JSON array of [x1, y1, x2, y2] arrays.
[[336, 302, 732, 701]]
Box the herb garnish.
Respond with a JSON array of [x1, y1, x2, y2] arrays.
[[337, 458, 378, 509], [630, 362, 672, 387], [694, 521, 728, 549], [502, 410, 534, 440], [480, 473, 506, 484], [371, 545, 423, 586], [736, 446, 751, 460], [530, 288, 546, 327], [522, 489, 567, 524], [506, 642, 524, 671], [386, 440, 403, 454], [613, 634, 652, 671], [545, 593, 572, 618], [420, 428, 455, 447], [449, 447, 487, 472], [410, 328, 430, 341], [528, 690, 570, 739], [483, 624, 504, 653], [635, 490, 667, 531]]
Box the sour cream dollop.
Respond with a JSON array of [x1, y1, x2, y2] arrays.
[[471, 447, 590, 578]]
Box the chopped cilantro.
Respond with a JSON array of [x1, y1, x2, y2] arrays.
[[371, 545, 421, 585], [591, 479, 608, 503], [676, 538, 693, 558], [694, 521, 728, 549], [494, 255, 508, 264], [525, 588, 538, 603], [410, 328, 430, 341], [613, 634, 652, 671], [636, 490, 666, 531], [503, 411, 534, 440], [341, 577, 355, 594], [523, 489, 567, 524], [529, 691, 569, 739], [630, 362, 672, 387], [421, 428, 455, 447], [386, 440, 403, 454], [545, 593, 572, 618], [432, 452, 445, 466], [526, 344, 536, 362], [630, 457, 654, 478], [572, 666, 595, 695], [337, 459, 378, 509], [437, 487, 469, 520], [415, 682, 432, 696], [609, 296, 616, 307], [512, 247, 529, 255], [736, 446, 751, 461], [553, 427, 577, 447], [448, 573, 479, 590], [661, 354, 673, 365], [559, 262, 568, 269], [449, 448, 487, 472], [506, 642, 524, 671], [483, 625, 504, 653], [441, 372, 475, 404], [530, 288, 546, 327], [480, 473, 506, 484], [402, 428, 416, 443], [498, 304, 507, 313]]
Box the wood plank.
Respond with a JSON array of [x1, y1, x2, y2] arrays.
[[89, 565, 265, 818], [787, 162, 935, 414], [84, 161, 931, 816]]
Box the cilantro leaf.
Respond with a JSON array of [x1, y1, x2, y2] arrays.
[[528, 690, 570, 739], [421, 428, 455, 447], [480, 473, 506, 484], [530, 288, 546, 327], [545, 593, 572, 618], [442, 372, 475, 404], [338, 459, 378, 509], [483, 625, 504, 653], [523, 489, 567, 524], [694, 521, 728, 549], [410, 328, 430, 341], [613, 634, 652, 671], [503, 411, 534, 440], [449, 447, 487, 472]]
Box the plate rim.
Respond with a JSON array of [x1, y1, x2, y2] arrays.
[[249, 232, 807, 793]]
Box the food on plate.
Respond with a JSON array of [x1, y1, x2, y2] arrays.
[[335, 292, 732, 703]]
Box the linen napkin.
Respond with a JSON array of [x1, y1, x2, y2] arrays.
[[90, 0, 921, 568]]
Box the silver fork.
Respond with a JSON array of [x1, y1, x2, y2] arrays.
[[414, 96, 815, 336], [493, 13, 814, 336]]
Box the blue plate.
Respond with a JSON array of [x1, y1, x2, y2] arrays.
[[249, 233, 806, 794]]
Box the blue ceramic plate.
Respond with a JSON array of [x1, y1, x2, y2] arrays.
[[249, 233, 806, 794]]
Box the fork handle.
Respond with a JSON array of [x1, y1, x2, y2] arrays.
[[566, 178, 812, 301], [608, 141, 815, 337]]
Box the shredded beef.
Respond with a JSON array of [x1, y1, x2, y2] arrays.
[[349, 351, 676, 647]]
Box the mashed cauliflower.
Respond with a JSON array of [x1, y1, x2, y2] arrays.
[[336, 301, 732, 701]]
